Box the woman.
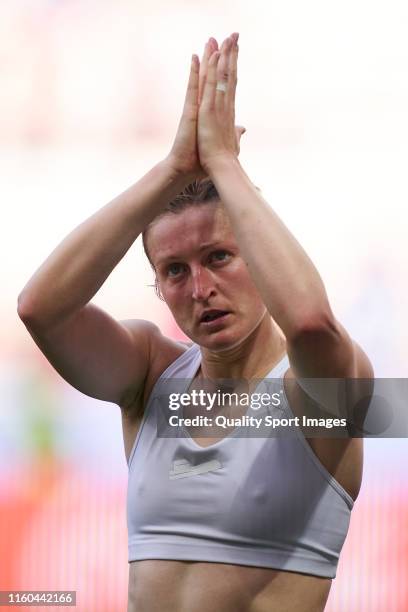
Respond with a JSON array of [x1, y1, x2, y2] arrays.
[[18, 33, 373, 612]]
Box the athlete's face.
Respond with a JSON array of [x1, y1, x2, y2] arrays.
[[146, 203, 268, 351]]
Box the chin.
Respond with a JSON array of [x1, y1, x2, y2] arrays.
[[196, 327, 253, 353], [200, 336, 236, 352], [183, 327, 233, 352], [212, 313, 266, 351], [183, 311, 267, 351]]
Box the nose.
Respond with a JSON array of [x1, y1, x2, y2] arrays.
[[191, 266, 216, 302]]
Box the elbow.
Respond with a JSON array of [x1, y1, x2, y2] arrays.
[[17, 292, 30, 322], [17, 292, 41, 329], [289, 308, 339, 343]]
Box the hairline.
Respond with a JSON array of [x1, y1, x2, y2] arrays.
[[142, 197, 222, 269]]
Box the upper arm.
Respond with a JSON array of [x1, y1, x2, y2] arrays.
[[287, 314, 373, 378], [286, 315, 374, 426], [21, 302, 159, 406]]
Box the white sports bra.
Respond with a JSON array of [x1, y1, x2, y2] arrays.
[[127, 343, 354, 578]]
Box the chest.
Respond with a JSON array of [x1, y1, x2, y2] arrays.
[[122, 364, 362, 502], [127, 431, 343, 543]]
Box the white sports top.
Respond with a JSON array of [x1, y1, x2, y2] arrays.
[[127, 343, 354, 578]]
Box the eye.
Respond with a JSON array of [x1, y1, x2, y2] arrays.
[[167, 263, 186, 277], [209, 250, 231, 264]]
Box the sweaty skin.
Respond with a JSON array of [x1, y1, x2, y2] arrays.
[[128, 559, 332, 612], [123, 204, 364, 612], [17, 32, 371, 612], [124, 345, 335, 612]]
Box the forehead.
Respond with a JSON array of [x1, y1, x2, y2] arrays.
[[147, 204, 235, 266]]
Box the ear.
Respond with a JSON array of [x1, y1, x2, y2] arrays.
[[154, 277, 165, 301]]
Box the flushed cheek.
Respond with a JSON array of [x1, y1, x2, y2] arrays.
[[165, 298, 194, 327]]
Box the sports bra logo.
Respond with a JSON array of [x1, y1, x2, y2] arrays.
[[169, 458, 223, 480]]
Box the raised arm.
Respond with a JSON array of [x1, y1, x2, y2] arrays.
[[17, 50, 208, 407], [17, 38, 248, 409], [196, 34, 373, 390]]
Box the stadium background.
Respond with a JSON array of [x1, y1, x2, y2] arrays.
[[1, 1, 407, 610]]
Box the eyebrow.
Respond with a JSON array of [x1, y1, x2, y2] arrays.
[[155, 242, 226, 267]]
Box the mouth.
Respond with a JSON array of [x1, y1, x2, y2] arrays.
[[199, 310, 231, 327]]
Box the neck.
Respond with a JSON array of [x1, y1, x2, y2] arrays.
[[198, 313, 286, 381]]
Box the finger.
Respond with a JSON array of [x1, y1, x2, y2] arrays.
[[199, 37, 218, 105], [215, 37, 232, 114], [182, 54, 200, 119], [226, 33, 239, 111], [198, 40, 212, 105], [200, 50, 220, 110]]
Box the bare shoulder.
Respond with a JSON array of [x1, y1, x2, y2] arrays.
[[120, 320, 192, 416], [123, 319, 192, 363], [20, 303, 178, 409]]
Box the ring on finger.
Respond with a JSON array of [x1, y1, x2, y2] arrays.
[[216, 81, 228, 92]]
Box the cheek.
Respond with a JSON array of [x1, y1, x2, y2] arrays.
[[228, 265, 265, 309], [162, 286, 190, 315], [227, 262, 258, 292]]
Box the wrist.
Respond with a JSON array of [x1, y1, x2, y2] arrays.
[[162, 155, 198, 187], [202, 154, 240, 178]]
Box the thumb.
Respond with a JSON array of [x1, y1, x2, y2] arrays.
[[234, 125, 247, 155]]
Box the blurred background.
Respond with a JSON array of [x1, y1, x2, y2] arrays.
[[1, 0, 408, 610]]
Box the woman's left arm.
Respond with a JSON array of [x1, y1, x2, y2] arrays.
[[197, 34, 373, 384]]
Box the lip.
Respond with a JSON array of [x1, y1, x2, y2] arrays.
[[199, 312, 231, 329]]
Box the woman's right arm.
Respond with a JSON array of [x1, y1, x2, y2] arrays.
[[16, 40, 214, 408], [17, 159, 193, 407]]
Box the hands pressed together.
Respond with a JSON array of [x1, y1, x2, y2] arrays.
[[168, 32, 245, 181]]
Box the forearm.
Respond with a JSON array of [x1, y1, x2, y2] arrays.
[[207, 156, 334, 339], [18, 158, 193, 328]]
